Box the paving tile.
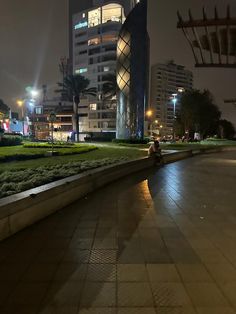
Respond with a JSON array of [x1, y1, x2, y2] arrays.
[[147, 264, 181, 282], [89, 250, 117, 264], [93, 238, 117, 249], [194, 248, 229, 264], [176, 264, 213, 283], [80, 282, 116, 307], [222, 283, 236, 306], [39, 305, 78, 314], [36, 249, 65, 264], [0, 262, 29, 281], [86, 264, 116, 282], [42, 282, 83, 306], [118, 282, 154, 307], [21, 263, 58, 282], [117, 264, 148, 282], [54, 263, 87, 282], [155, 307, 197, 314], [205, 263, 236, 283], [62, 249, 90, 263], [0, 282, 16, 306], [196, 307, 236, 314], [185, 283, 229, 306], [5, 282, 49, 306], [44, 237, 71, 249], [117, 308, 156, 314], [69, 238, 94, 249], [0, 305, 39, 314], [150, 282, 192, 307], [78, 308, 116, 314], [143, 248, 173, 264], [168, 248, 201, 264]]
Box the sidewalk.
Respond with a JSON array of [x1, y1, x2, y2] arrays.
[[0, 151, 236, 313]]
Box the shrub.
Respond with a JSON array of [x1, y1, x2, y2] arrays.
[[23, 143, 75, 148], [0, 157, 127, 198], [112, 138, 149, 144], [0, 135, 22, 147]]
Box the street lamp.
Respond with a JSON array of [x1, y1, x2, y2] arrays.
[[17, 99, 25, 135], [171, 93, 178, 140], [146, 110, 153, 137], [146, 110, 153, 118], [17, 100, 24, 118], [30, 89, 39, 98]]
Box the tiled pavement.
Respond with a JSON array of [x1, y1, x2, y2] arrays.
[[0, 151, 236, 313]]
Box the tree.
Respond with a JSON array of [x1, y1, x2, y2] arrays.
[[56, 75, 96, 142], [178, 89, 221, 139], [218, 119, 235, 139], [0, 99, 9, 115], [102, 73, 117, 100]]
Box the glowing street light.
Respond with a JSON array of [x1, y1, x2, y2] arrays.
[[30, 90, 39, 98], [16, 99, 24, 119], [146, 110, 153, 118]]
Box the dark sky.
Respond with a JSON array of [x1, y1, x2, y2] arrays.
[[0, 0, 235, 125]]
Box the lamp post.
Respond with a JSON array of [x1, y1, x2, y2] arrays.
[[17, 100, 25, 135], [146, 110, 153, 137], [171, 93, 178, 140]]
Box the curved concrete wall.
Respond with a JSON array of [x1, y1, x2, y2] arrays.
[[0, 147, 235, 241]]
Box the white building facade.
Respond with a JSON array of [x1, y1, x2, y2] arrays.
[[72, 1, 137, 140], [151, 61, 193, 137]]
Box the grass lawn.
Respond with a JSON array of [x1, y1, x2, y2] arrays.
[[0, 146, 147, 172], [0, 139, 235, 198], [0, 145, 147, 198], [0, 144, 97, 162]]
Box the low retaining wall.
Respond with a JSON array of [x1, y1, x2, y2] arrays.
[[0, 147, 234, 241]]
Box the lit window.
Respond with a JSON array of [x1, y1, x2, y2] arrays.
[[104, 66, 110, 72], [102, 4, 124, 24], [82, 13, 86, 18], [74, 21, 88, 30], [88, 37, 101, 46], [88, 8, 101, 28], [89, 103, 97, 111], [75, 68, 88, 74], [102, 34, 118, 43], [35, 107, 43, 114]]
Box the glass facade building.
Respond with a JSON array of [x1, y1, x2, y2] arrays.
[[116, 0, 149, 139]]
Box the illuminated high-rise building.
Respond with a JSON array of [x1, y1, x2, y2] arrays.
[[151, 61, 193, 136], [69, 0, 139, 140]]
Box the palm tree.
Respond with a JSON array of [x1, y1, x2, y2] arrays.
[[57, 75, 96, 142], [101, 73, 117, 100]]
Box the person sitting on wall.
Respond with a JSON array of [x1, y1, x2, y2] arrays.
[[148, 140, 163, 164]]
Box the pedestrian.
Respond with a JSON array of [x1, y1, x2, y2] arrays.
[[148, 140, 163, 164]]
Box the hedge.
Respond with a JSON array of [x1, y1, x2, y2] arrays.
[[112, 138, 149, 144], [0, 136, 22, 147]]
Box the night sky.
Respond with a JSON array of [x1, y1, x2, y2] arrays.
[[0, 0, 235, 125]]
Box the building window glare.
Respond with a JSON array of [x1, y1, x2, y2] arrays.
[[88, 37, 101, 46], [104, 66, 110, 72], [102, 4, 123, 24], [88, 4, 125, 28], [88, 8, 101, 28], [102, 34, 118, 43], [89, 103, 97, 111], [74, 21, 88, 30], [75, 68, 88, 74], [35, 107, 43, 114]]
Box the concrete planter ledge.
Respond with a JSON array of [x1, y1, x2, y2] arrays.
[[0, 147, 235, 241]]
